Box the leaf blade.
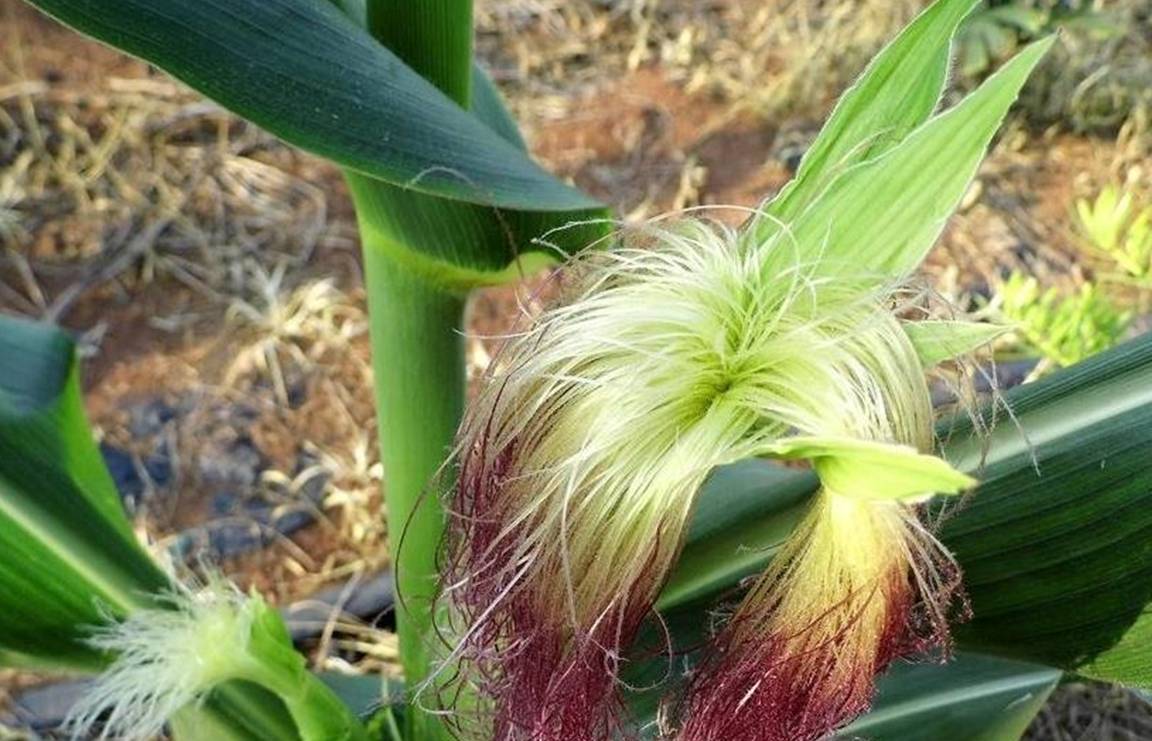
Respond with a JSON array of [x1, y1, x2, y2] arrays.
[[787, 36, 1054, 280], [0, 316, 168, 668], [837, 653, 1059, 739], [25, 0, 600, 214], [757, 0, 980, 229]]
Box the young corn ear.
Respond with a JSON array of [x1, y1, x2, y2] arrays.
[[668, 24, 1052, 741], [64, 581, 268, 740], [63, 579, 366, 741], [441, 1, 1050, 736], [440, 219, 961, 739]]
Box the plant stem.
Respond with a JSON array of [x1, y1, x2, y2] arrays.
[[246, 664, 370, 741], [357, 3, 474, 737], [362, 245, 465, 671], [358, 221, 466, 738]]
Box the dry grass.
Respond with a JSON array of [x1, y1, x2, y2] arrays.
[[476, 0, 922, 123], [224, 263, 368, 405], [476, 0, 1152, 148], [0, 74, 331, 324], [309, 434, 387, 548], [1025, 682, 1152, 740]]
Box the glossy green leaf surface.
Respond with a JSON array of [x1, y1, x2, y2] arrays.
[[24, 0, 599, 214], [942, 333, 1152, 687], [665, 332, 1152, 686], [340, 60, 606, 281], [836, 654, 1060, 740], [0, 315, 167, 669]]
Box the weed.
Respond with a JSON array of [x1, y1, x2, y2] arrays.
[[997, 271, 1131, 371], [1076, 183, 1152, 283], [956, 1, 1109, 79], [1015, 0, 1152, 133]]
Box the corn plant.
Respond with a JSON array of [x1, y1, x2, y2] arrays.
[[3, 0, 1152, 740]]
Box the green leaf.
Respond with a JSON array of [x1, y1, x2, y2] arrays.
[[764, 435, 976, 502], [664, 331, 1152, 687], [339, 58, 605, 284], [787, 36, 1054, 281], [941, 334, 1152, 687], [347, 172, 606, 285], [0, 317, 304, 739], [367, 0, 474, 107], [24, 0, 600, 214], [753, 0, 979, 231], [344, 62, 606, 283], [836, 653, 1060, 740], [903, 320, 1009, 367], [472, 65, 528, 152], [0, 315, 168, 669]]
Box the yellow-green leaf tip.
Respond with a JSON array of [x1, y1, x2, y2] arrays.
[[767, 435, 976, 501]]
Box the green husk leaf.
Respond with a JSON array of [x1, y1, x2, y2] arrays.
[[787, 36, 1054, 281], [764, 435, 976, 501], [903, 320, 1010, 367], [753, 0, 979, 231]]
